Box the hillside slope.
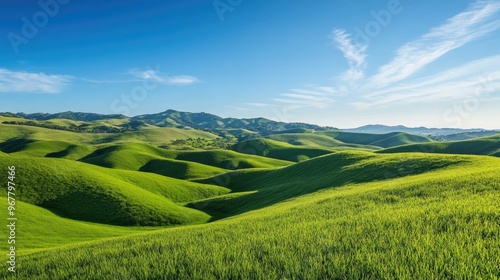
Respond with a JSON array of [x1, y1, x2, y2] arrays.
[[0, 199, 153, 251], [194, 151, 477, 218], [266, 133, 380, 150], [9, 153, 500, 279], [319, 131, 433, 148], [233, 138, 333, 162], [379, 134, 500, 157], [0, 154, 229, 226]]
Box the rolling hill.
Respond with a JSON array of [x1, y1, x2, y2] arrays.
[[0, 120, 219, 147], [131, 109, 334, 134], [232, 138, 334, 162], [266, 132, 381, 150], [1, 110, 499, 279], [0, 153, 229, 226], [379, 133, 500, 157], [319, 131, 434, 148], [5, 151, 499, 279], [194, 151, 477, 218]]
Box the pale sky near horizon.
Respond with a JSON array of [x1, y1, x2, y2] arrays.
[[1, 0, 499, 129]]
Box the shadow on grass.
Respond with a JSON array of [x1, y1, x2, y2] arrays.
[[189, 152, 462, 222], [0, 138, 35, 153]]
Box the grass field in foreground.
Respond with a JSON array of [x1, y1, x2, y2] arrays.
[[0, 199, 154, 252], [3, 152, 499, 279]]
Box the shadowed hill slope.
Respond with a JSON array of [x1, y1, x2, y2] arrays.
[[194, 151, 481, 218], [266, 133, 380, 150], [379, 134, 500, 157], [0, 154, 229, 226], [319, 131, 433, 148], [232, 138, 334, 162]]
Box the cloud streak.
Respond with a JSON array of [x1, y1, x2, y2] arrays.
[[274, 86, 336, 109], [370, 0, 500, 88], [331, 28, 367, 81], [129, 69, 199, 86], [353, 55, 500, 109], [0, 68, 72, 93]]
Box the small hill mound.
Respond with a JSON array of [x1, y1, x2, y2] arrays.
[[320, 131, 433, 148], [379, 134, 500, 157], [266, 133, 380, 150], [0, 154, 229, 226], [80, 143, 229, 179], [166, 149, 292, 169], [233, 138, 333, 162], [105, 127, 219, 145], [1, 139, 95, 160], [194, 151, 478, 218]]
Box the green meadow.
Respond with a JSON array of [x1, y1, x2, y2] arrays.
[[0, 117, 499, 279]]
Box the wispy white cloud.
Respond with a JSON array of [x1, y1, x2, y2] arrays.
[[78, 77, 136, 84], [370, 0, 500, 88], [129, 69, 199, 86], [0, 68, 72, 93], [226, 106, 250, 111], [353, 55, 500, 109], [331, 28, 367, 81], [245, 102, 272, 107], [274, 85, 336, 109]]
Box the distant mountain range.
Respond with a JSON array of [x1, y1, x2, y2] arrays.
[[0, 110, 334, 136], [344, 124, 498, 137], [1, 110, 497, 137]]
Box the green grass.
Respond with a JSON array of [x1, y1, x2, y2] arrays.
[[380, 133, 500, 157], [0, 154, 229, 226], [163, 149, 292, 169], [0, 122, 219, 146], [1, 121, 499, 278], [106, 126, 219, 144], [6, 152, 499, 279], [0, 123, 103, 144], [233, 138, 334, 162], [194, 151, 477, 218], [2, 140, 96, 160], [79, 143, 231, 180], [266, 132, 381, 150], [0, 199, 154, 251], [320, 131, 434, 148]]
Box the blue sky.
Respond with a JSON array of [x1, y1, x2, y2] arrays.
[[1, 0, 499, 129]]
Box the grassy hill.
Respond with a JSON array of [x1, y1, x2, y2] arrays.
[[320, 131, 433, 148], [131, 109, 331, 134], [1, 140, 96, 160], [0, 199, 154, 251], [0, 122, 103, 144], [1, 112, 499, 278], [380, 134, 500, 157], [163, 149, 292, 169], [266, 132, 381, 150], [233, 138, 334, 162], [0, 154, 229, 226], [104, 126, 218, 145], [194, 151, 477, 218], [78, 143, 289, 180], [79, 143, 227, 180], [0, 121, 219, 146], [6, 152, 500, 279]]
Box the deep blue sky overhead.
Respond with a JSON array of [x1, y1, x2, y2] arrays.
[[1, 0, 499, 128]]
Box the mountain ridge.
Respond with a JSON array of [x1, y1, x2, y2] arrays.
[[2, 110, 498, 137]]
